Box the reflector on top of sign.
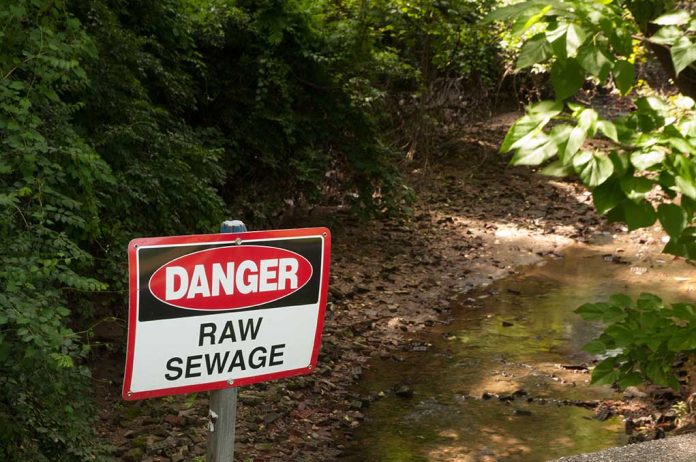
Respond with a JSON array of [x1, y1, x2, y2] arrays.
[[122, 228, 331, 400]]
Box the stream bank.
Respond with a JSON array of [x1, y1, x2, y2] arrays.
[[340, 244, 696, 461], [94, 113, 694, 461]]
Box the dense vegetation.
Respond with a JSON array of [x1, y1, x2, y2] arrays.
[[488, 0, 696, 389], [0, 0, 500, 459], [4, 0, 696, 458]]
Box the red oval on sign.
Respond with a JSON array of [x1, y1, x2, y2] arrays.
[[148, 245, 313, 310]]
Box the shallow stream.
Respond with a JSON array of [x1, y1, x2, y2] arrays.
[[342, 245, 696, 461]]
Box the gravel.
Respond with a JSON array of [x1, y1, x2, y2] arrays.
[[553, 434, 696, 462]]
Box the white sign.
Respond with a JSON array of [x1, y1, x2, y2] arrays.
[[123, 228, 331, 400]]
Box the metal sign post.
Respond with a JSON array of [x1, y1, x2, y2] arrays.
[[207, 220, 247, 462]]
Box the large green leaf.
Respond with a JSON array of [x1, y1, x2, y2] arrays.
[[620, 176, 654, 202], [500, 101, 562, 153], [671, 36, 696, 75], [551, 58, 585, 100], [575, 302, 610, 320], [653, 11, 691, 26], [501, 116, 544, 153], [630, 150, 665, 169], [512, 5, 553, 35], [613, 60, 635, 94], [648, 25, 683, 45], [624, 200, 657, 230], [675, 175, 696, 199], [597, 120, 618, 142], [484, 1, 543, 23], [562, 125, 587, 161], [592, 179, 624, 214], [566, 23, 587, 56], [657, 203, 687, 238], [578, 45, 613, 82], [517, 33, 552, 69], [583, 340, 607, 355], [541, 159, 574, 176], [575, 151, 614, 187], [591, 357, 619, 385], [511, 137, 558, 165], [605, 324, 634, 347], [609, 27, 633, 56], [682, 195, 696, 219]]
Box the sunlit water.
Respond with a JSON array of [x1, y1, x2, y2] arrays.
[[341, 246, 696, 461]]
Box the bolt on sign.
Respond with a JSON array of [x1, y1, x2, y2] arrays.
[[123, 228, 331, 400]]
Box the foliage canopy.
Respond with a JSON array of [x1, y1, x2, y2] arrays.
[[487, 0, 696, 390], [1, 0, 501, 458]]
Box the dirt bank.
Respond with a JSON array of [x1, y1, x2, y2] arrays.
[[93, 113, 677, 461]]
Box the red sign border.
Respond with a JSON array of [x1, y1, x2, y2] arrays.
[[122, 227, 331, 401]]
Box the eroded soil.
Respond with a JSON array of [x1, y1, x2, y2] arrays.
[[92, 113, 693, 461]]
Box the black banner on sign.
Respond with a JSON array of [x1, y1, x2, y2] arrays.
[[137, 237, 323, 322]]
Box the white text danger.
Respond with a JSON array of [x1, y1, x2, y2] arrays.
[[165, 258, 300, 300]]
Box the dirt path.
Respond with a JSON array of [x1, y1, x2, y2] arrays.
[[94, 113, 671, 461]]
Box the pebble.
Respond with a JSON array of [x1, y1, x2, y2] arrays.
[[623, 386, 648, 399], [394, 385, 414, 398]]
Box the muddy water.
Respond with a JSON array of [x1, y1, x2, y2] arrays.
[[342, 246, 696, 462]]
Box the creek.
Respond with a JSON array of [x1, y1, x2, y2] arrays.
[[342, 245, 696, 461]]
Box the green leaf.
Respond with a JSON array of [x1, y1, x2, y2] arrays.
[[593, 180, 625, 214], [671, 303, 696, 321], [649, 26, 683, 45], [597, 120, 618, 142], [653, 11, 691, 26], [609, 293, 632, 307], [541, 159, 574, 176], [576, 152, 614, 187], [576, 302, 610, 320], [517, 34, 552, 70], [610, 27, 633, 56], [501, 117, 544, 153], [620, 176, 654, 202], [645, 361, 671, 387], [667, 332, 696, 351], [675, 176, 696, 199], [618, 373, 644, 389], [605, 324, 633, 347], [630, 150, 665, 170], [513, 5, 553, 35], [566, 23, 587, 56], [578, 45, 613, 82], [603, 305, 630, 323], [484, 1, 544, 23], [657, 203, 687, 238], [549, 123, 573, 153], [671, 36, 696, 75], [577, 107, 599, 132], [609, 151, 632, 177], [551, 58, 585, 100], [613, 60, 635, 94], [591, 357, 619, 385], [624, 200, 657, 230], [511, 138, 557, 165], [528, 99, 565, 116], [500, 101, 562, 153], [663, 235, 692, 258], [682, 195, 696, 218], [583, 340, 607, 355], [562, 126, 586, 161]]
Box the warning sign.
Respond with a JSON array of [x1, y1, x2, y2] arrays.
[[123, 228, 331, 400]]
